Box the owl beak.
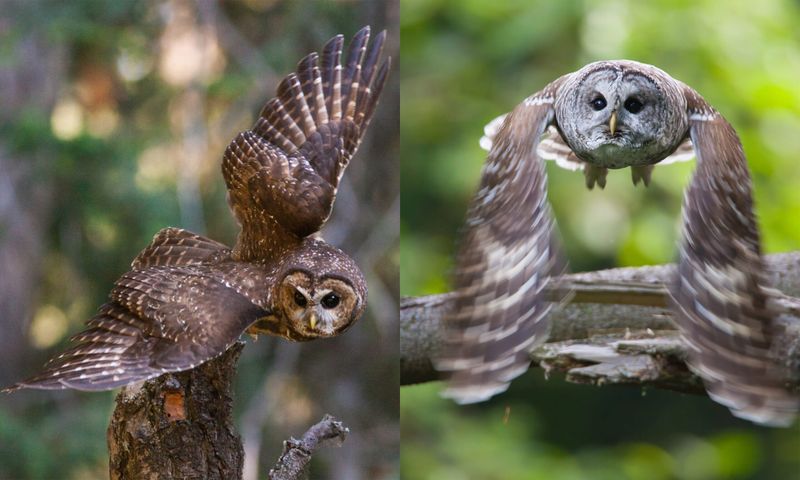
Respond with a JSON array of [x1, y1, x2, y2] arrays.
[[308, 312, 318, 330], [609, 110, 618, 135]]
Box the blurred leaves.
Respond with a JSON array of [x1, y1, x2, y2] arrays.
[[401, 383, 783, 480], [0, 392, 113, 480], [401, 0, 800, 296]]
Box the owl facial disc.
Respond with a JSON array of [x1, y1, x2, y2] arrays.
[[276, 267, 365, 341], [555, 60, 688, 169]]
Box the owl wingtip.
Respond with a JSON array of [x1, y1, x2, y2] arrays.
[[1, 384, 20, 394], [729, 407, 798, 428], [440, 383, 510, 405]]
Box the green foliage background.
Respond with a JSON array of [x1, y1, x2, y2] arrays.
[[400, 0, 800, 478]]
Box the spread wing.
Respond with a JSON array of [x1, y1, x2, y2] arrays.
[[223, 26, 390, 260], [670, 86, 799, 426], [435, 78, 569, 403], [4, 229, 270, 391]]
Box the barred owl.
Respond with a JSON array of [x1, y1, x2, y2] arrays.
[[4, 26, 389, 391], [438, 60, 798, 426]]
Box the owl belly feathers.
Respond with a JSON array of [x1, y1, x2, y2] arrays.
[[567, 133, 672, 168], [562, 115, 683, 167]]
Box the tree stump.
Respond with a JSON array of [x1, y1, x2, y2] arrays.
[[107, 343, 245, 480]]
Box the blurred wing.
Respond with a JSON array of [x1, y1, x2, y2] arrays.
[[670, 86, 799, 426], [223, 26, 390, 256], [481, 115, 585, 170], [660, 138, 695, 164], [538, 126, 586, 171], [5, 232, 269, 392], [436, 78, 569, 403]]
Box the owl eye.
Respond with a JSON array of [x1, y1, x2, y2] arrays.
[[624, 97, 643, 114], [590, 95, 607, 111], [321, 292, 340, 309], [294, 290, 308, 307]]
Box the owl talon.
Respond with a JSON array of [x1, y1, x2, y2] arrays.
[[631, 166, 654, 187], [584, 165, 608, 189]]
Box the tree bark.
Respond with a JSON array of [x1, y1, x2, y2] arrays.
[[401, 252, 800, 391], [107, 343, 245, 480]]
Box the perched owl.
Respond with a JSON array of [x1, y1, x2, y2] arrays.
[[4, 26, 389, 392], [438, 60, 799, 426]]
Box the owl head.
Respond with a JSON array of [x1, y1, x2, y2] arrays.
[[273, 239, 367, 341], [554, 60, 688, 169]]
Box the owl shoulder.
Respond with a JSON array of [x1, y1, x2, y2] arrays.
[[131, 227, 232, 270]]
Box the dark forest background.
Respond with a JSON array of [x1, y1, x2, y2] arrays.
[[400, 0, 800, 479], [0, 1, 399, 479]]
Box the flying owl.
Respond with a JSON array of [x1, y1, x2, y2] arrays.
[[437, 60, 799, 426], [4, 26, 390, 392]]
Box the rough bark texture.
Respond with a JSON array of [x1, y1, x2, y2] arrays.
[[107, 343, 245, 480], [401, 252, 800, 392], [268, 415, 350, 480]]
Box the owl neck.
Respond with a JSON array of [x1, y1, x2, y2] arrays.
[[231, 216, 304, 263]]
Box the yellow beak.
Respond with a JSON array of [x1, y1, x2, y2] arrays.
[[308, 312, 318, 330], [609, 110, 617, 135]]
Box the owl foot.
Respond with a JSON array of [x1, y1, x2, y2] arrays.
[[631, 165, 654, 186], [584, 165, 608, 189]]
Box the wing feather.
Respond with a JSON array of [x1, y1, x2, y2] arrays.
[[5, 265, 268, 391], [670, 86, 799, 426], [131, 227, 230, 269], [437, 78, 569, 403], [222, 27, 390, 260]]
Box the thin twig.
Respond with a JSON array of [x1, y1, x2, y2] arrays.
[[267, 414, 350, 480]]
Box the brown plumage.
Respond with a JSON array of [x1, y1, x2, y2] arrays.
[[436, 79, 569, 403], [443, 60, 798, 426], [672, 89, 797, 426], [5, 26, 389, 392]]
